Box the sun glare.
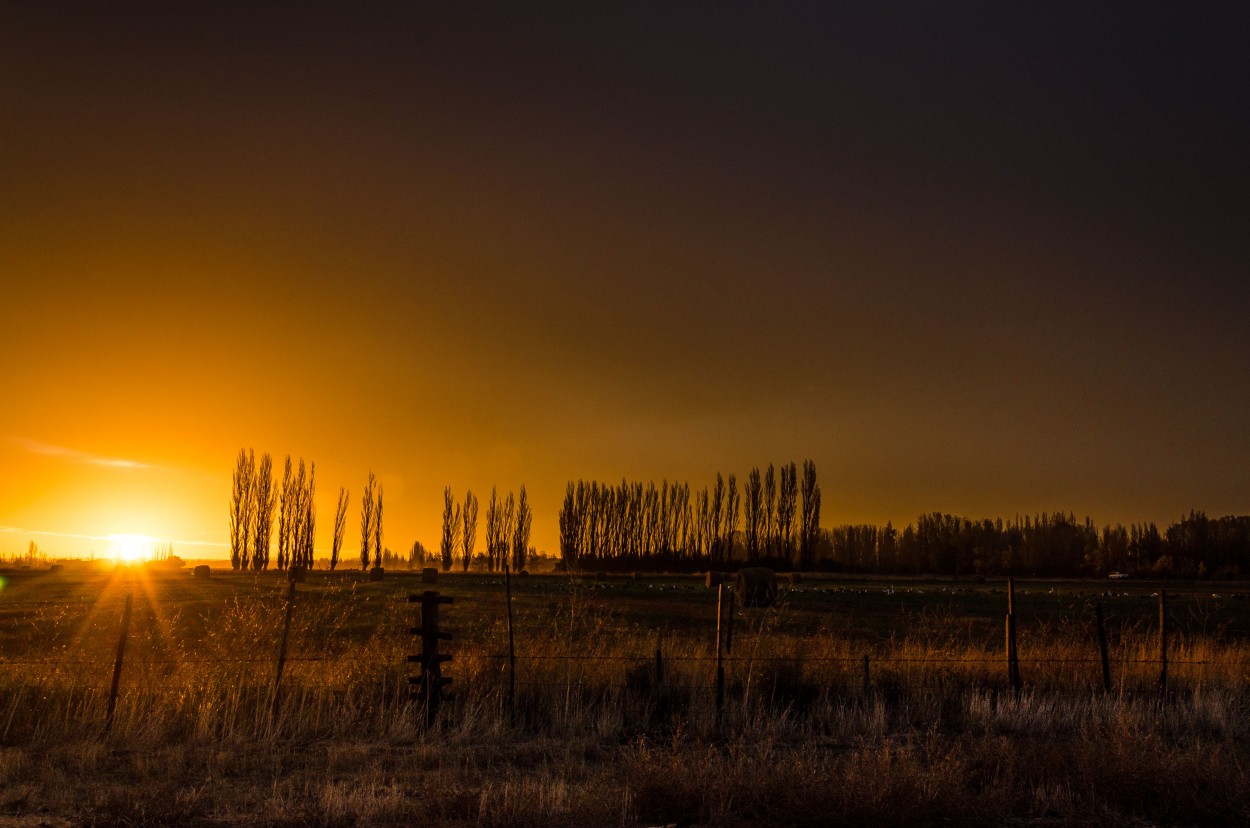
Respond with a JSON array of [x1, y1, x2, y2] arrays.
[[109, 533, 155, 563]]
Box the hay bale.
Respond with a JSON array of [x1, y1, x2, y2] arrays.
[[48, 564, 64, 574], [369, 566, 385, 582], [288, 566, 307, 583], [421, 567, 438, 584], [705, 571, 729, 588], [735, 567, 777, 608], [193, 565, 211, 579]]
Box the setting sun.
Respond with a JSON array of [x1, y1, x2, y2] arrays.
[[109, 533, 155, 563]]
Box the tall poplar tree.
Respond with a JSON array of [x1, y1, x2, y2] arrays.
[[372, 484, 384, 568], [512, 485, 532, 571], [461, 489, 478, 572], [359, 472, 376, 570], [441, 486, 461, 572], [799, 459, 821, 570], [250, 453, 275, 571], [331, 486, 348, 571], [778, 462, 798, 565], [744, 467, 762, 561], [229, 448, 255, 571]]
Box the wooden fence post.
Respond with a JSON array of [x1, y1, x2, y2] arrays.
[[715, 583, 725, 726], [1005, 577, 1021, 695], [862, 653, 871, 695], [104, 592, 133, 734], [504, 564, 516, 719], [1158, 590, 1168, 694], [272, 578, 297, 720], [408, 591, 454, 726], [1094, 601, 1111, 693]]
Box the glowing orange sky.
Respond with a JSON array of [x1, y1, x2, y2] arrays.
[[2, 4, 1247, 559]]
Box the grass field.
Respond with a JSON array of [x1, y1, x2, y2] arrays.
[[0, 564, 1247, 826]]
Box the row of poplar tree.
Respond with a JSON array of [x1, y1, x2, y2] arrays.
[[229, 449, 388, 572], [557, 460, 822, 571], [438, 486, 532, 572]]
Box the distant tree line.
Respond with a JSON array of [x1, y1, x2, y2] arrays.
[[817, 511, 1250, 579], [557, 461, 821, 572], [230, 449, 1248, 579]]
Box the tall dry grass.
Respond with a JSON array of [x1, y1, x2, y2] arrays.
[[0, 574, 1247, 824]]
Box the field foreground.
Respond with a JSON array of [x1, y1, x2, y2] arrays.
[[0, 566, 1247, 826]]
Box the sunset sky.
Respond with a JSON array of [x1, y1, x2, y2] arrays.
[[2, 3, 1247, 560]]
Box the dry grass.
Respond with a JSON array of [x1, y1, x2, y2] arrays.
[[0, 568, 1247, 824]]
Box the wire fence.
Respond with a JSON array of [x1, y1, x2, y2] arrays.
[[0, 579, 1245, 728]]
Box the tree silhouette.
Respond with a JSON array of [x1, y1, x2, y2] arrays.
[[441, 486, 461, 572], [513, 485, 532, 571], [763, 463, 777, 557], [744, 467, 762, 561], [799, 460, 820, 571], [229, 448, 255, 571], [372, 483, 383, 569], [724, 474, 740, 563], [359, 472, 376, 571], [251, 453, 275, 571], [297, 462, 315, 569], [461, 489, 478, 572], [331, 486, 348, 571], [778, 462, 797, 565], [277, 456, 293, 570]]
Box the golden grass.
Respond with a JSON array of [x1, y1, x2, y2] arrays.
[[0, 570, 1247, 824]]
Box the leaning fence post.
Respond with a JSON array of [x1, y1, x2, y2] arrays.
[[272, 578, 297, 720], [104, 592, 133, 735], [1005, 577, 1021, 695], [1158, 590, 1168, 694], [1094, 601, 1111, 693]]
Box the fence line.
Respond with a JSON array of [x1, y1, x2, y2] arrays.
[[0, 585, 1241, 709], [483, 653, 1214, 665]]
